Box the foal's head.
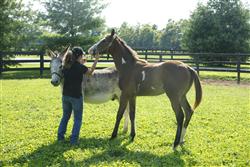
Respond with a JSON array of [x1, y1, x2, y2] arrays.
[[48, 46, 70, 86], [88, 29, 116, 56], [88, 29, 147, 65]]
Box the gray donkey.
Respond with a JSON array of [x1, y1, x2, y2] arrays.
[[48, 47, 129, 133]]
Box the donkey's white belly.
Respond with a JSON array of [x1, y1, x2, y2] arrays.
[[84, 92, 117, 104], [60, 67, 120, 104], [82, 67, 120, 104]]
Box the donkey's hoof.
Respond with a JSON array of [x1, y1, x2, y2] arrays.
[[122, 128, 128, 134]]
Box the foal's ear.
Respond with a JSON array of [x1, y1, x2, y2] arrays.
[[111, 29, 115, 36], [60, 45, 71, 59], [48, 49, 56, 58]]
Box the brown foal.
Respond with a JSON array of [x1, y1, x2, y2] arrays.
[[88, 29, 202, 150]]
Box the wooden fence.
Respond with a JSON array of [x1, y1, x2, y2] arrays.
[[0, 49, 249, 83], [0, 51, 46, 77]]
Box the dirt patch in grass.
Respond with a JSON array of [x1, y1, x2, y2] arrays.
[[202, 79, 250, 87]]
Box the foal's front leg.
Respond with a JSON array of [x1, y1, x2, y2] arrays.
[[129, 96, 136, 141], [111, 93, 129, 139]]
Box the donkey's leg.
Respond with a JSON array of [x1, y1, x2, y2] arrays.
[[110, 93, 129, 139], [170, 97, 184, 150], [129, 96, 136, 141], [180, 96, 194, 145], [122, 104, 130, 133]]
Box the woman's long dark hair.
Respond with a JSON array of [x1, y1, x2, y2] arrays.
[[63, 47, 84, 69]]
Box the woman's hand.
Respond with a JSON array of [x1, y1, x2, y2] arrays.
[[86, 53, 100, 76], [94, 53, 100, 60], [80, 58, 87, 64]]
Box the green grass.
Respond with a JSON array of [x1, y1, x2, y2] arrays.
[[1, 78, 250, 166]]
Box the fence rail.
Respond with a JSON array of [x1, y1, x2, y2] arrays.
[[0, 49, 249, 83]]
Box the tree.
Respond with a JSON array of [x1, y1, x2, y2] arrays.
[[160, 20, 187, 50], [0, 0, 23, 51], [0, 0, 43, 51], [0, 0, 28, 68], [13, 2, 45, 51], [118, 22, 138, 46], [183, 0, 250, 63], [42, 0, 106, 37], [137, 24, 158, 48], [118, 23, 159, 48]]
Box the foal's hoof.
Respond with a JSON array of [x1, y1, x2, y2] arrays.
[[110, 134, 117, 140], [172, 143, 180, 151], [122, 128, 128, 134], [172, 145, 177, 151], [180, 141, 185, 146]]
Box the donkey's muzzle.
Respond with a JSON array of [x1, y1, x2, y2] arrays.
[[51, 80, 60, 86]]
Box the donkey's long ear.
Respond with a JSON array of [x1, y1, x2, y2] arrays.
[[48, 49, 56, 58], [60, 45, 71, 59], [111, 29, 115, 36]]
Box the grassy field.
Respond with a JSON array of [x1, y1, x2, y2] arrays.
[[1, 76, 250, 166]]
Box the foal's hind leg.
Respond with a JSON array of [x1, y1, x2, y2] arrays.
[[180, 96, 194, 145], [129, 96, 136, 141], [169, 97, 184, 150]]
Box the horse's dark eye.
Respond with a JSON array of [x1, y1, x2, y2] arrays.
[[59, 65, 62, 69]]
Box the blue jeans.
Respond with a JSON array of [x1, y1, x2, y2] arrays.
[[58, 95, 83, 144]]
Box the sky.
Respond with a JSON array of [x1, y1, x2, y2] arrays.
[[25, 0, 250, 29], [102, 0, 206, 29], [102, 0, 250, 29]]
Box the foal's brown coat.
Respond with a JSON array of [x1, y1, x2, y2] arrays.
[[88, 30, 202, 149]]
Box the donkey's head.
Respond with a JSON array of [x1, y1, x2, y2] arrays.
[[48, 46, 70, 86], [88, 29, 116, 56]]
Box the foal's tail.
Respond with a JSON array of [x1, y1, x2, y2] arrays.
[[189, 67, 202, 110]]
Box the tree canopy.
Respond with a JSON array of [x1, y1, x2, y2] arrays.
[[160, 19, 187, 50], [0, 0, 23, 51], [42, 0, 106, 37], [184, 0, 250, 53]]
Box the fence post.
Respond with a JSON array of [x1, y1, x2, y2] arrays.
[[145, 49, 148, 60], [159, 53, 162, 62], [0, 52, 3, 75], [170, 49, 174, 60], [237, 54, 241, 84], [196, 54, 200, 75], [40, 52, 44, 78]]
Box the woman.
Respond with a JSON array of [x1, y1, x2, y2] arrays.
[[58, 46, 99, 145]]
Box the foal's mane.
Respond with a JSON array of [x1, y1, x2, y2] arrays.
[[116, 37, 147, 64]]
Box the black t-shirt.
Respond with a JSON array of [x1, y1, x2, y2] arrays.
[[62, 62, 88, 98]]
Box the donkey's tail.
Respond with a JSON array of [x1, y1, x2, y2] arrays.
[[189, 67, 202, 110]]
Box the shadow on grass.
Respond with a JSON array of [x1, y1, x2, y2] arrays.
[[8, 136, 197, 166]]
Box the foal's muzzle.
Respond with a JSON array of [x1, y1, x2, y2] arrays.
[[88, 45, 96, 56]]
